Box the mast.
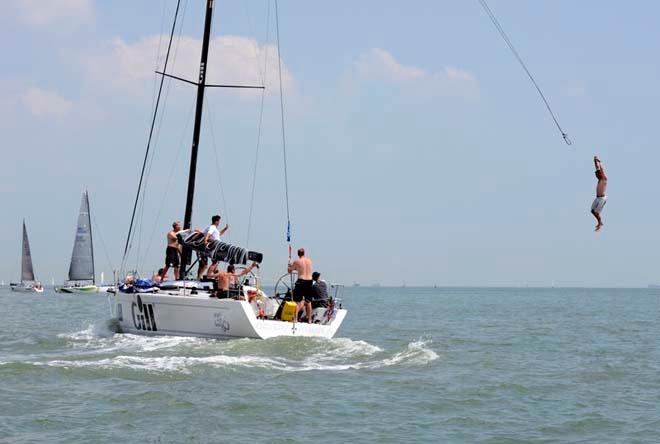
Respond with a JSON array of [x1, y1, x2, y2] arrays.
[[87, 191, 95, 284], [180, 0, 215, 278]]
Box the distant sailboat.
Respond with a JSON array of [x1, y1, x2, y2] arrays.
[[97, 271, 115, 293], [56, 191, 98, 294], [10, 220, 43, 293]]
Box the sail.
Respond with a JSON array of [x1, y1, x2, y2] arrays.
[[177, 229, 263, 265], [21, 220, 35, 282], [68, 191, 95, 282]]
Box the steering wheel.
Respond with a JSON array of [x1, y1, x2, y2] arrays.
[[234, 264, 260, 287], [273, 272, 298, 300]]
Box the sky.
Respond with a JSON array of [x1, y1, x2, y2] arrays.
[[1, 0, 659, 287]]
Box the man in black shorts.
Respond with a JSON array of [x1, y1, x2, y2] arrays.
[[160, 221, 181, 281], [288, 248, 314, 323]]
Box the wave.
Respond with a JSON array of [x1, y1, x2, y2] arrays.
[[58, 323, 209, 354], [16, 324, 441, 373], [35, 354, 289, 374], [17, 333, 438, 373]]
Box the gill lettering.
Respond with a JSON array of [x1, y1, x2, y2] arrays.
[[132, 295, 158, 331]]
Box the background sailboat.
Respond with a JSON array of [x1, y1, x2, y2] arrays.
[[56, 191, 97, 294], [10, 220, 43, 293]]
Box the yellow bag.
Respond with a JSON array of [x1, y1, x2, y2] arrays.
[[280, 301, 297, 322]]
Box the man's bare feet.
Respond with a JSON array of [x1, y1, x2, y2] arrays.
[[595, 224, 603, 232]]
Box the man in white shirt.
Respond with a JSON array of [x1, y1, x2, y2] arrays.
[[197, 214, 229, 279]]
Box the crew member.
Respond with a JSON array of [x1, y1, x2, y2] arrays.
[[312, 271, 329, 307], [288, 248, 314, 323], [198, 214, 229, 279], [212, 262, 258, 298], [160, 221, 181, 281]]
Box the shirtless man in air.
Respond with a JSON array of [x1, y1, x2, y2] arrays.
[[591, 156, 608, 232], [212, 262, 258, 298], [287, 248, 314, 323], [160, 221, 181, 280]]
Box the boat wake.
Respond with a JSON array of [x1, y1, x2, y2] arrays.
[[9, 324, 439, 374]]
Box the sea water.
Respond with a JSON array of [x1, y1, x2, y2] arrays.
[[0, 287, 658, 443]]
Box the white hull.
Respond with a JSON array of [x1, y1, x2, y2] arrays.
[[10, 284, 44, 293], [56, 285, 98, 294], [114, 291, 346, 340]]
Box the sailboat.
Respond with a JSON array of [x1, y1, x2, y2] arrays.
[[10, 220, 44, 293], [56, 191, 98, 294], [97, 272, 115, 293], [112, 0, 347, 339]]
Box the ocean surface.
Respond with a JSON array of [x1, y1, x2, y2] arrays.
[[0, 287, 658, 443]]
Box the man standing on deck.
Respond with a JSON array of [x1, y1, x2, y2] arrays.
[[160, 221, 181, 281], [591, 156, 608, 232], [288, 248, 314, 323], [198, 214, 229, 279]]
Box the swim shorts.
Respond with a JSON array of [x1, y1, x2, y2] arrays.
[[591, 196, 607, 214], [165, 246, 180, 267], [293, 279, 314, 303]]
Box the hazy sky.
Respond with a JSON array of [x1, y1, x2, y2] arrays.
[[1, 1, 659, 287]]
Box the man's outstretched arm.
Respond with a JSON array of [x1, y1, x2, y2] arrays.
[[236, 262, 258, 277]]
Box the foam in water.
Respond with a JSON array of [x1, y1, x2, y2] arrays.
[[30, 329, 439, 373]]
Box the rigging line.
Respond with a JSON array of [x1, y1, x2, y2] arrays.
[[90, 207, 115, 274], [142, 100, 196, 263], [242, 0, 267, 85], [477, 0, 571, 146], [122, 0, 183, 265], [141, 0, 190, 217], [246, 0, 271, 248], [125, 0, 189, 273], [136, 0, 189, 267], [205, 97, 232, 245], [151, 0, 169, 118], [275, 0, 292, 249]]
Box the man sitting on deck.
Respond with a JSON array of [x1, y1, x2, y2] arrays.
[[211, 262, 258, 299], [288, 248, 314, 323], [312, 271, 329, 308]]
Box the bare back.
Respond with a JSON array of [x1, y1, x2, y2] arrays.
[[291, 257, 313, 280], [217, 272, 232, 290]]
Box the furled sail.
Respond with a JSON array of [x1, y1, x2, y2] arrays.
[[177, 229, 263, 266], [21, 220, 35, 282], [68, 191, 95, 282]]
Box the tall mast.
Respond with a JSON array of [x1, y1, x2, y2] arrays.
[[180, 0, 215, 277], [87, 191, 95, 284]]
